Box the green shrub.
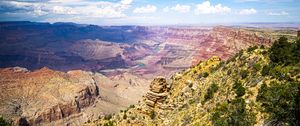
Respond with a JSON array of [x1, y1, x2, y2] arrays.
[[188, 83, 193, 88], [203, 72, 209, 78], [204, 83, 219, 102], [104, 114, 112, 120], [212, 99, 256, 126], [269, 37, 300, 65], [240, 70, 248, 79], [189, 99, 196, 104], [150, 110, 156, 120], [233, 81, 245, 97], [253, 63, 261, 72], [227, 69, 232, 75], [103, 120, 115, 126], [262, 37, 300, 80], [257, 81, 300, 125], [255, 37, 300, 125], [130, 116, 136, 120], [129, 105, 135, 109], [261, 65, 271, 76], [123, 113, 127, 119], [197, 72, 209, 79], [0, 117, 11, 126], [268, 65, 290, 80], [227, 50, 243, 63], [261, 50, 268, 55], [247, 46, 258, 52]]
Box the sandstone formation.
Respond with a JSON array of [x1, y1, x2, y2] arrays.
[[145, 77, 170, 109]]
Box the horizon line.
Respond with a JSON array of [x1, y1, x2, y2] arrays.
[[1, 20, 300, 27]]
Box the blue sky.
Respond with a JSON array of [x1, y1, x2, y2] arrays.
[[0, 0, 299, 25]]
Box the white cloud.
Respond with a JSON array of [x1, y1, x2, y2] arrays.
[[133, 5, 157, 14], [120, 0, 133, 5], [52, 6, 77, 15], [163, 6, 169, 12], [0, 1, 48, 16], [170, 4, 191, 13], [32, 8, 48, 16], [267, 11, 288, 16], [239, 8, 257, 15], [0, 0, 132, 18], [195, 1, 231, 14], [49, 0, 84, 3], [78, 5, 127, 18]]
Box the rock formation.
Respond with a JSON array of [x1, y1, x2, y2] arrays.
[[145, 77, 170, 109]]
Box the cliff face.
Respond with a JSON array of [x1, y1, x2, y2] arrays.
[[86, 41, 300, 126], [194, 26, 272, 61], [0, 67, 99, 126]]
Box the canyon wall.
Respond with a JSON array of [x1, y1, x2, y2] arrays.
[[0, 67, 99, 125]]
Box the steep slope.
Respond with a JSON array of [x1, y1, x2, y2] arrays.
[[86, 37, 299, 126]]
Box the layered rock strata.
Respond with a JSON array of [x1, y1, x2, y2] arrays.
[[145, 77, 170, 109], [0, 67, 99, 125]]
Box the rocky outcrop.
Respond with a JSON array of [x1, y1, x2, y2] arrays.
[[0, 67, 99, 126], [145, 77, 170, 109]]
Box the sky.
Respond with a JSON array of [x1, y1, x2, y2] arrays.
[[0, 0, 299, 25]]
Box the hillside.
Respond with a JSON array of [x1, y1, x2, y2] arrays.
[[0, 67, 149, 126], [86, 37, 300, 126]]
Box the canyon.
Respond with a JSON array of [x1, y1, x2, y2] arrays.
[[0, 22, 298, 125]]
